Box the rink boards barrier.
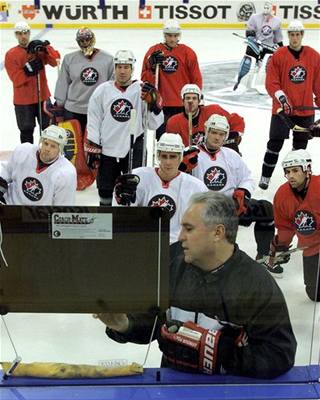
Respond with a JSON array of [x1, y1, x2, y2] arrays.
[[0, 0, 320, 29]]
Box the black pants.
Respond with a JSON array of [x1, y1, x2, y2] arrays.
[[303, 253, 320, 302], [240, 198, 274, 256], [156, 106, 184, 140], [261, 114, 313, 179], [14, 103, 50, 144], [63, 109, 87, 135], [97, 135, 144, 204]]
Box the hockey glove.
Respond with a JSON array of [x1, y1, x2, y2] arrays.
[[159, 320, 247, 375], [275, 90, 292, 115], [84, 140, 102, 170], [179, 146, 199, 173], [0, 177, 8, 204], [43, 99, 64, 123], [114, 174, 140, 206], [140, 81, 162, 114], [263, 235, 291, 269], [309, 119, 320, 138], [232, 188, 250, 216], [148, 50, 166, 71], [27, 39, 50, 54], [224, 131, 242, 146], [23, 58, 44, 76]]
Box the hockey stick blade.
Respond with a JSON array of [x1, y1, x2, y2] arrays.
[[276, 109, 312, 135], [257, 246, 308, 264]]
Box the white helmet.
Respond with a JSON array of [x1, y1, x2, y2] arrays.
[[40, 125, 68, 154], [263, 2, 273, 15], [157, 133, 184, 155], [287, 20, 304, 32], [204, 114, 230, 140], [181, 84, 202, 100], [282, 149, 312, 172], [114, 49, 136, 66], [14, 21, 31, 33], [163, 19, 181, 35]]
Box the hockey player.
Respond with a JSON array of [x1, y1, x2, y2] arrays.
[[54, 27, 114, 134], [264, 150, 320, 301], [112, 133, 207, 245], [166, 84, 245, 154], [141, 19, 202, 139], [97, 192, 296, 378], [87, 50, 164, 206], [259, 20, 320, 190], [4, 22, 60, 144], [234, 1, 283, 91], [181, 114, 274, 259], [0, 125, 76, 205]]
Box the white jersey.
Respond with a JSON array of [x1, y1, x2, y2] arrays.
[[112, 167, 207, 244], [192, 146, 255, 197], [1, 143, 77, 205], [247, 13, 283, 46], [87, 80, 164, 158]]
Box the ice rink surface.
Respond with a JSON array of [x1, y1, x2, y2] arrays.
[[0, 27, 319, 369]]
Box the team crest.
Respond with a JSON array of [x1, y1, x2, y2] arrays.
[[148, 194, 176, 218], [111, 99, 133, 122], [236, 2, 256, 22], [192, 132, 204, 145], [261, 25, 272, 37], [19, 4, 38, 20], [80, 67, 99, 86], [289, 65, 306, 84], [294, 210, 316, 235], [204, 166, 227, 190], [22, 177, 43, 201], [162, 56, 178, 73]]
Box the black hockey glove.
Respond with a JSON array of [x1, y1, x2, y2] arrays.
[[24, 58, 44, 76], [140, 81, 162, 114], [309, 119, 320, 137], [114, 174, 140, 206], [0, 177, 8, 204], [179, 146, 199, 173], [159, 320, 248, 375], [43, 99, 64, 123], [148, 50, 166, 71], [27, 39, 50, 54], [263, 235, 291, 271], [84, 140, 102, 170], [275, 90, 292, 115]]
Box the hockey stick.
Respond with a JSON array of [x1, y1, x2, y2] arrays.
[[186, 102, 193, 146], [257, 246, 308, 264], [276, 108, 312, 136], [142, 102, 148, 167], [232, 32, 276, 53], [36, 72, 43, 136], [152, 64, 160, 166], [128, 108, 137, 174]]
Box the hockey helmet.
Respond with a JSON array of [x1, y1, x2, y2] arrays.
[[282, 149, 312, 172], [40, 125, 68, 154], [14, 21, 30, 33], [287, 20, 305, 32], [76, 27, 96, 56], [114, 49, 136, 66], [163, 19, 181, 35], [181, 84, 202, 100], [204, 114, 230, 141], [263, 2, 273, 15], [157, 133, 184, 158]]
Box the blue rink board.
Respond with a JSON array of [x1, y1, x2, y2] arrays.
[[0, 367, 319, 400]]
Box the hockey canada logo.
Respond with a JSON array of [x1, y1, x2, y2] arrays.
[[80, 67, 99, 86], [261, 25, 272, 37], [22, 177, 43, 201], [111, 99, 133, 122], [192, 132, 204, 145], [289, 65, 306, 84], [148, 194, 176, 218], [162, 56, 178, 73], [294, 210, 316, 235], [204, 166, 227, 190]]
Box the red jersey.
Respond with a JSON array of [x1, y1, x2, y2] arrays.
[[5, 44, 60, 105], [266, 46, 320, 117], [141, 43, 202, 107], [273, 175, 320, 257], [166, 104, 245, 146]]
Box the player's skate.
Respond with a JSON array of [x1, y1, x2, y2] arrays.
[[259, 176, 270, 190], [265, 263, 284, 278]]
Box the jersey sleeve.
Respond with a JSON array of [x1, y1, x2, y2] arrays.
[[273, 189, 296, 246], [265, 52, 283, 99], [54, 56, 71, 106], [313, 51, 320, 107], [52, 164, 77, 205], [87, 85, 105, 145], [42, 45, 60, 67], [229, 113, 245, 134], [141, 46, 156, 85], [4, 50, 30, 88], [186, 48, 202, 89], [235, 156, 255, 195]]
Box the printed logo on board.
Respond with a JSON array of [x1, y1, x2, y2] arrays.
[[19, 4, 39, 20], [236, 2, 256, 22]]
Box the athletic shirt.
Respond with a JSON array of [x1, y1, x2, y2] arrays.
[[112, 167, 207, 244], [192, 146, 255, 197], [87, 80, 164, 158], [1, 143, 77, 205], [247, 13, 283, 46], [54, 49, 114, 114]]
